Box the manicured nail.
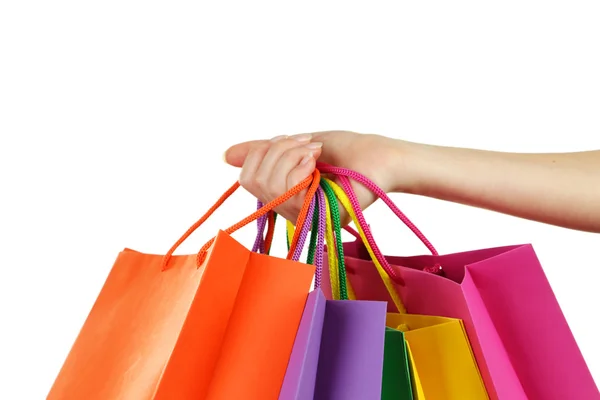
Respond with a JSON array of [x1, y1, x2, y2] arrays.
[[300, 153, 314, 166], [305, 142, 323, 149], [291, 133, 312, 142], [271, 135, 288, 142]]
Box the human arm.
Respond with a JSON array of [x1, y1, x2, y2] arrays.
[[397, 142, 600, 233], [224, 131, 600, 233]]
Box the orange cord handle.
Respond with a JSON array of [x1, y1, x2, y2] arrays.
[[160, 170, 320, 270], [262, 169, 321, 258], [286, 168, 321, 260], [262, 170, 320, 256], [195, 169, 320, 266], [161, 181, 240, 270]]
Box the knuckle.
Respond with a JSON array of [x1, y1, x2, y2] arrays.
[[254, 174, 269, 190], [272, 138, 302, 152], [282, 145, 306, 158], [238, 173, 252, 189], [286, 146, 311, 161], [251, 141, 271, 155]]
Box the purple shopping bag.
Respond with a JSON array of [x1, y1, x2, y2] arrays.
[[317, 163, 599, 400], [278, 289, 326, 400], [279, 288, 387, 400], [277, 186, 387, 400]]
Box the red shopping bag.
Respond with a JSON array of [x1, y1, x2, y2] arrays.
[[318, 163, 599, 400]]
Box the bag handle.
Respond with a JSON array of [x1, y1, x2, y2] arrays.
[[323, 178, 407, 313], [196, 169, 321, 266], [312, 187, 326, 290], [337, 173, 445, 276], [305, 198, 320, 268], [162, 169, 320, 270], [335, 175, 406, 285], [251, 205, 277, 255], [289, 196, 316, 262], [316, 162, 438, 256], [272, 181, 354, 300], [321, 184, 341, 299], [251, 199, 315, 262], [251, 200, 268, 254], [249, 180, 349, 299], [319, 184, 359, 300], [320, 179, 351, 300]]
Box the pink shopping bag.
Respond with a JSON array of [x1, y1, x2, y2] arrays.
[[318, 163, 599, 400]]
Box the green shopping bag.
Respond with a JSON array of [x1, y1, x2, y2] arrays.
[[383, 327, 413, 399]]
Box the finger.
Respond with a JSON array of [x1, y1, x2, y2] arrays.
[[238, 141, 272, 199], [268, 141, 322, 198], [224, 132, 317, 167], [254, 135, 313, 196], [224, 140, 267, 167], [286, 148, 318, 193], [272, 151, 319, 222]]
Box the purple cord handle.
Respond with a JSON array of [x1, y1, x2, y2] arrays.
[[252, 200, 267, 254], [292, 197, 315, 261], [251, 198, 315, 262], [252, 188, 326, 288], [313, 186, 326, 288]]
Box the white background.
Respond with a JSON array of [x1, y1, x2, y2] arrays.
[[1, 1, 599, 398]]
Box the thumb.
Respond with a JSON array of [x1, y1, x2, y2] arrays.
[[223, 140, 266, 167]]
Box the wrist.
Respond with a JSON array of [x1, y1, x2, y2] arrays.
[[385, 139, 437, 195]]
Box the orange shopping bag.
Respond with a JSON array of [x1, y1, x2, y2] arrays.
[[47, 172, 320, 400]]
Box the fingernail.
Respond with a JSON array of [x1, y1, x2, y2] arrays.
[[305, 142, 323, 149], [291, 133, 312, 142], [271, 135, 288, 142], [300, 153, 314, 166], [222, 151, 227, 162]]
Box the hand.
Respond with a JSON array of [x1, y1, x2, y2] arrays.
[[223, 131, 413, 223]]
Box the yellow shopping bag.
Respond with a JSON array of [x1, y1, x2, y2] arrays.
[[405, 342, 425, 399], [389, 313, 486, 399]]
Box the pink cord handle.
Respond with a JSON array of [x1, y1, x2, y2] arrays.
[[317, 162, 438, 256], [343, 225, 361, 239], [336, 175, 406, 285]]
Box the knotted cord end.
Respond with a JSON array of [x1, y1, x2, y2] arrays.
[[423, 263, 445, 276]]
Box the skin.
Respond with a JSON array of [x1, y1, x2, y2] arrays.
[[224, 131, 600, 233]]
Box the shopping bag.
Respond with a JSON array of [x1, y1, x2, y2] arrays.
[[314, 297, 387, 400], [279, 185, 387, 400], [281, 289, 388, 400], [382, 327, 413, 400], [279, 288, 327, 400], [318, 163, 600, 400], [387, 313, 488, 399], [405, 341, 425, 399], [48, 173, 319, 400], [319, 177, 488, 399]]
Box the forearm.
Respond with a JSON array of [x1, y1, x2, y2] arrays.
[[397, 142, 600, 233]]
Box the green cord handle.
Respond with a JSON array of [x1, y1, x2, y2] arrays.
[[320, 179, 348, 300], [285, 212, 290, 252]]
